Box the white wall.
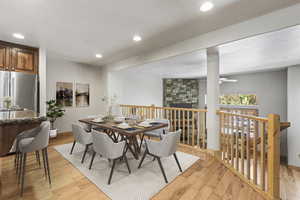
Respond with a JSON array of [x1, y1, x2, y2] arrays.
[[46, 56, 107, 133], [287, 65, 300, 167], [109, 70, 163, 106]]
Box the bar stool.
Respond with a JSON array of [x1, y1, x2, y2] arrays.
[[18, 121, 51, 196]]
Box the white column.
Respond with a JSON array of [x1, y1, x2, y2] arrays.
[[39, 48, 47, 115], [206, 48, 220, 150]]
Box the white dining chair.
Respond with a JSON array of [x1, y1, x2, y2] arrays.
[[139, 119, 170, 149], [18, 121, 51, 196], [138, 129, 182, 183], [89, 130, 131, 184], [71, 123, 93, 163]]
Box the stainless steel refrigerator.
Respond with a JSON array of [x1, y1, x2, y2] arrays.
[[0, 71, 38, 112]]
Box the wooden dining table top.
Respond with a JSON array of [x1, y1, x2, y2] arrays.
[[79, 118, 168, 136]]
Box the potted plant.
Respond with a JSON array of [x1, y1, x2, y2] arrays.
[[46, 99, 65, 138]]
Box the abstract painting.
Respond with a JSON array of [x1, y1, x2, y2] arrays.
[[56, 82, 73, 107], [76, 83, 90, 107]]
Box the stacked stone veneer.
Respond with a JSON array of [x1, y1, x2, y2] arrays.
[[163, 79, 199, 108]]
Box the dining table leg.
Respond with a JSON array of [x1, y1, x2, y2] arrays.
[[125, 136, 139, 160]]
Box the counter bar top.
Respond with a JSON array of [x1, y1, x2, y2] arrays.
[[0, 110, 47, 125]]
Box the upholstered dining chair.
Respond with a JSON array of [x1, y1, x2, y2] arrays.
[[71, 123, 93, 163], [138, 129, 182, 183], [139, 119, 170, 149], [15, 125, 43, 172], [17, 121, 51, 196], [89, 130, 131, 185], [80, 114, 104, 132]]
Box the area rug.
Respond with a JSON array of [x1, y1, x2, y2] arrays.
[[54, 143, 199, 200]]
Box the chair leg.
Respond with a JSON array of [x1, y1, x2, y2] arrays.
[[123, 154, 131, 174], [138, 150, 147, 168], [44, 148, 52, 185], [20, 153, 27, 196], [89, 151, 96, 170], [81, 144, 89, 164], [42, 149, 48, 180], [157, 157, 168, 183], [108, 159, 116, 185], [173, 153, 182, 172], [70, 141, 76, 155], [36, 151, 41, 167], [18, 153, 23, 184]]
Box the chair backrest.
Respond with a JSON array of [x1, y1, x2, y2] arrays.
[[152, 118, 170, 131], [24, 121, 50, 152], [72, 123, 90, 145], [160, 129, 181, 157], [91, 130, 116, 158]]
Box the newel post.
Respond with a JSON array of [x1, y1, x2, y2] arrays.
[[267, 114, 280, 199]]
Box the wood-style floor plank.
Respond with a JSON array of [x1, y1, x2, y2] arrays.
[[0, 133, 294, 200]]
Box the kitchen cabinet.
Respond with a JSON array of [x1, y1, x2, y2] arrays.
[[0, 44, 10, 71], [11, 47, 38, 74], [0, 41, 38, 74]]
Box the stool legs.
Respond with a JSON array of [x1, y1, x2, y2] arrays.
[[18, 148, 51, 196]]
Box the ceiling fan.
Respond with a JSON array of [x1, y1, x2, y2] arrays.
[[219, 77, 238, 84]]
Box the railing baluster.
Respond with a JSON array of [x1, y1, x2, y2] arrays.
[[247, 118, 251, 180], [235, 116, 239, 171], [241, 117, 245, 175], [197, 111, 200, 147], [231, 115, 234, 167], [183, 110, 186, 144], [260, 121, 266, 190], [187, 111, 190, 145], [192, 111, 195, 146], [253, 120, 258, 185]]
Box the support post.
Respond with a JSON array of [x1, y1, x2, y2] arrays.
[[267, 114, 280, 199], [206, 48, 220, 150]]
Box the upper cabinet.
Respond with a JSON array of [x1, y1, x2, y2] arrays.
[[0, 41, 38, 74], [11, 48, 38, 74], [0, 44, 10, 71]]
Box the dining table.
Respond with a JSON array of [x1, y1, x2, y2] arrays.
[[79, 118, 168, 159]]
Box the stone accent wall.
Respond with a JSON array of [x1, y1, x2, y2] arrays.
[[163, 79, 199, 108]]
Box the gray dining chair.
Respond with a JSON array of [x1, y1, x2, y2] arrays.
[[17, 121, 51, 196], [89, 130, 131, 185], [71, 123, 93, 163], [81, 115, 104, 132], [15, 125, 43, 171], [138, 129, 182, 183], [139, 119, 170, 149]]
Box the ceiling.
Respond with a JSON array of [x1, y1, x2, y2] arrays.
[[0, 0, 299, 66], [119, 25, 300, 77]]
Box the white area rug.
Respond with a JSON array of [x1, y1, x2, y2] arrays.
[[54, 143, 199, 200]]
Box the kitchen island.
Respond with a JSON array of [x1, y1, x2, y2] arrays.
[[0, 110, 47, 157]]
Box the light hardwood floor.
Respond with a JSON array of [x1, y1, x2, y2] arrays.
[[0, 133, 297, 200]]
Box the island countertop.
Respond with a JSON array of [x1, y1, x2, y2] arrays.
[[0, 110, 47, 125]]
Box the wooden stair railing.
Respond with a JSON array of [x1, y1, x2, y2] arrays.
[[121, 104, 285, 200], [120, 104, 207, 148], [218, 111, 282, 200]]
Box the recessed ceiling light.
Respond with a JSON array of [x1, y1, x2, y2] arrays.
[[12, 33, 25, 39], [133, 35, 142, 42], [200, 1, 214, 12], [95, 54, 103, 58]]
